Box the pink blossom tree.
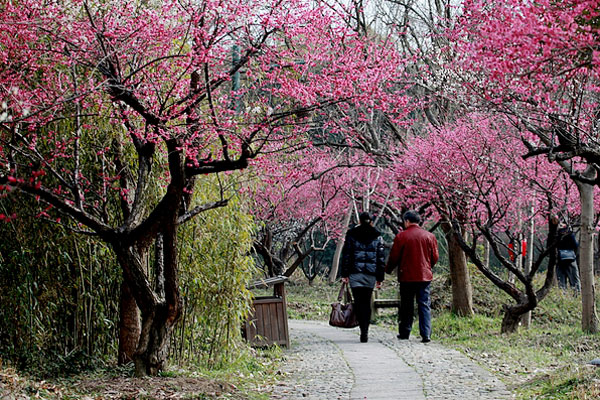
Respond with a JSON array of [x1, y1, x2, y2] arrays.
[[0, 0, 413, 374], [398, 114, 584, 332], [448, 0, 600, 332], [247, 136, 422, 282]]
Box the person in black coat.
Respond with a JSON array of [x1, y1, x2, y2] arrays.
[[556, 221, 581, 292], [341, 212, 385, 342]]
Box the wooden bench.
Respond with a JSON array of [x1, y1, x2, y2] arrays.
[[243, 276, 290, 347], [373, 298, 401, 308], [370, 291, 400, 318]]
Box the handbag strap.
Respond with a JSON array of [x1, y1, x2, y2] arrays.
[[344, 284, 354, 303], [337, 281, 355, 303], [337, 281, 347, 301]]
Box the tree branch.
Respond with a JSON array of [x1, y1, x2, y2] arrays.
[[177, 199, 229, 224]]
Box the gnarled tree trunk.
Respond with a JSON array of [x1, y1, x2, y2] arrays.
[[112, 205, 183, 376], [118, 281, 140, 365], [450, 216, 558, 335], [501, 305, 524, 333], [501, 310, 520, 333], [441, 222, 474, 316], [134, 303, 176, 376]]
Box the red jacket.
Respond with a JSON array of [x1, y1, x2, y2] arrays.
[[385, 225, 439, 282]]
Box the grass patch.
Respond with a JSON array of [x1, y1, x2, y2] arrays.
[[279, 280, 341, 320], [433, 285, 600, 400], [519, 364, 600, 400]]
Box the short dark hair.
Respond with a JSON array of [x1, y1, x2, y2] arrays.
[[403, 210, 421, 224], [359, 212, 372, 224]]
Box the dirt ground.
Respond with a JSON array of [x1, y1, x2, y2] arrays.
[[0, 367, 240, 399]]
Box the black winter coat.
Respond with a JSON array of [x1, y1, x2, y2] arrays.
[[557, 228, 578, 252], [341, 224, 386, 282]]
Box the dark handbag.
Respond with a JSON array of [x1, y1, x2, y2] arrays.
[[329, 282, 359, 328], [558, 249, 576, 261]]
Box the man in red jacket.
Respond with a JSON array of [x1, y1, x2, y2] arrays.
[[385, 210, 439, 343]]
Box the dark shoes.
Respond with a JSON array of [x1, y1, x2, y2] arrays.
[[360, 334, 368, 343], [397, 334, 430, 343]]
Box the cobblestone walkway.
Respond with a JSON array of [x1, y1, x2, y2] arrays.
[[271, 320, 513, 400]]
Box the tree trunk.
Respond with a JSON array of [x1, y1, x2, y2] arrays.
[[328, 206, 354, 283], [113, 236, 182, 376], [329, 239, 345, 283], [576, 170, 599, 333], [118, 281, 140, 365], [134, 303, 176, 376], [451, 218, 554, 335], [594, 233, 600, 276], [521, 206, 534, 328], [442, 222, 474, 316], [117, 243, 150, 365], [501, 309, 521, 333], [483, 237, 490, 269]]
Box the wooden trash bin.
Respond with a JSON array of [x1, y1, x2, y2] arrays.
[[243, 276, 290, 347]]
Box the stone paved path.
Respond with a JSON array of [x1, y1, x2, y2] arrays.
[[271, 320, 513, 400]]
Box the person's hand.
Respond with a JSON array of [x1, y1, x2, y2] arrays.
[[376, 281, 382, 290], [341, 277, 349, 284]]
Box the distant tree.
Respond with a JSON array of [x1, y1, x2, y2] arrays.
[[248, 148, 358, 278]]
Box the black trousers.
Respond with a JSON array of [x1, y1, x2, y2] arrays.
[[351, 286, 374, 337]]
